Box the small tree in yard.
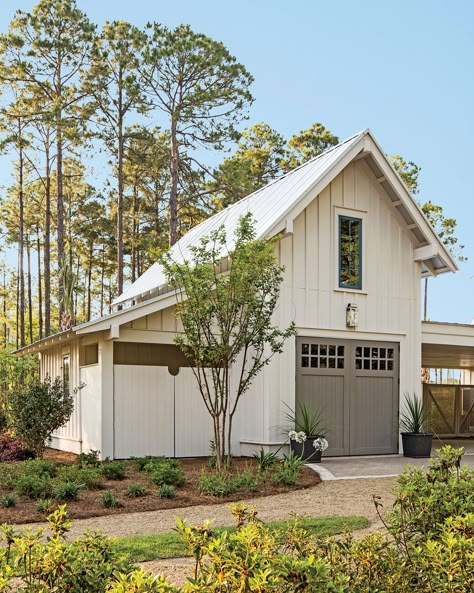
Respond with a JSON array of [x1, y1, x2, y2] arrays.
[[10, 376, 74, 457], [160, 214, 296, 470]]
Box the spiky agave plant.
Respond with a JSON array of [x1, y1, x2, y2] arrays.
[[400, 394, 430, 433]]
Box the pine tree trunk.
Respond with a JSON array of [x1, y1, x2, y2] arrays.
[[169, 118, 179, 246], [56, 122, 65, 324], [87, 242, 93, 321], [117, 71, 124, 297], [36, 229, 43, 340], [2, 269, 7, 347], [44, 143, 51, 337], [18, 134, 25, 349], [26, 237, 33, 344]]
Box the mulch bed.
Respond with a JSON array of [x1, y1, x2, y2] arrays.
[[0, 449, 321, 525]]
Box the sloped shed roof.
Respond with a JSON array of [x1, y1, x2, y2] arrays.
[[114, 128, 456, 307]]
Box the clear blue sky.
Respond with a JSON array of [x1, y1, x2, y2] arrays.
[[2, 0, 474, 323]]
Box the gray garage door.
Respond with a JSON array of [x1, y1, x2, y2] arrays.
[[296, 338, 399, 456]]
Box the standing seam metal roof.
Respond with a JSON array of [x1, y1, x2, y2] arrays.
[[113, 131, 365, 306]]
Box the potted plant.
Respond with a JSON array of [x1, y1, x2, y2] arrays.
[[284, 402, 328, 462], [400, 393, 433, 458]]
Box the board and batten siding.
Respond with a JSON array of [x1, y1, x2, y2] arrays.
[[238, 159, 422, 451], [39, 340, 82, 453]]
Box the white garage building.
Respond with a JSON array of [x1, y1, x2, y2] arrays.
[[19, 129, 474, 460]]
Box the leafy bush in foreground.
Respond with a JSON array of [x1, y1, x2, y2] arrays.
[[9, 377, 74, 457]]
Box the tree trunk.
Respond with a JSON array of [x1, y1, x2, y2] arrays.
[[36, 228, 43, 340], [26, 237, 33, 344], [117, 70, 124, 297], [87, 242, 93, 321], [56, 122, 65, 324], [18, 134, 25, 349], [131, 185, 137, 283], [2, 269, 7, 347], [169, 117, 179, 246], [44, 143, 51, 337]]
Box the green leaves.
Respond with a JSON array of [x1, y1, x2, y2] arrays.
[[160, 214, 296, 469]]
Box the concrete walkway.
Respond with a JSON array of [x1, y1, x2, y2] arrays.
[[310, 438, 474, 480]]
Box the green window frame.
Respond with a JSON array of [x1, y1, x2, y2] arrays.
[[339, 215, 362, 290]]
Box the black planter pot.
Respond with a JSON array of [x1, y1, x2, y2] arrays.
[[401, 432, 433, 458], [290, 437, 322, 463]]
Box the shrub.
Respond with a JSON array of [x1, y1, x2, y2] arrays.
[[53, 480, 84, 501], [101, 461, 126, 481], [157, 484, 175, 499], [149, 463, 185, 487], [133, 455, 168, 471], [100, 490, 120, 508], [236, 468, 258, 491], [57, 465, 102, 489], [36, 498, 55, 514], [14, 474, 54, 499], [10, 377, 74, 457], [385, 445, 474, 541], [252, 447, 277, 471], [198, 471, 240, 497], [127, 483, 147, 498], [0, 494, 16, 508], [0, 505, 133, 592], [271, 453, 304, 486], [76, 449, 101, 468], [0, 431, 34, 461]]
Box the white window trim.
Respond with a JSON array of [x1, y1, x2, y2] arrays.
[[333, 206, 367, 293]]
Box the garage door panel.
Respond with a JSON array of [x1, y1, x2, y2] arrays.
[[174, 368, 214, 457], [296, 337, 399, 457], [114, 365, 174, 458], [351, 376, 398, 455], [299, 374, 347, 456]]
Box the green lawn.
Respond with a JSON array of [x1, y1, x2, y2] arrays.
[[113, 515, 369, 562]]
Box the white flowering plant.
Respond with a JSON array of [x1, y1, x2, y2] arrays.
[[288, 430, 307, 444], [313, 437, 329, 452]]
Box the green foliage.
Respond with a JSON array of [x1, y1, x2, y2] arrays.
[[272, 453, 304, 486], [282, 122, 339, 171], [399, 393, 430, 433], [386, 445, 474, 541], [0, 349, 37, 412], [100, 490, 120, 508], [284, 401, 326, 436], [76, 449, 101, 468], [53, 480, 83, 500], [198, 470, 241, 497], [14, 473, 54, 499], [157, 484, 176, 499], [36, 497, 55, 514], [127, 483, 147, 498], [57, 464, 103, 489], [252, 447, 278, 470], [133, 455, 167, 472], [10, 376, 74, 457], [107, 569, 177, 593], [0, 493, 16, 508], [146, 458, 185, 487], [101, 461, 126, 480], [160, 214, 296, 470]]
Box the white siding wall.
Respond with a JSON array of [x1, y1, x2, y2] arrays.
[[40, 340, 82, 453], [238, 159, 422, 451]]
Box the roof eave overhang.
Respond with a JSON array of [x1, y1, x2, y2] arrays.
[[15, 330, 75, 356]]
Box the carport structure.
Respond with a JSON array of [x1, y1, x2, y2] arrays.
[[422, 321, 474, 437]]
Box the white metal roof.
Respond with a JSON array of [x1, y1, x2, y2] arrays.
[[114, 131, 365, 306]]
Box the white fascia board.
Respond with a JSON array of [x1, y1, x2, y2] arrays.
[[75, 291, 179, 335], [264, 135, 367, 238], [363, 133, 457, 273]]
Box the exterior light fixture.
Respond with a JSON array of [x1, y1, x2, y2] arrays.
[[346, 303, 359, 328]]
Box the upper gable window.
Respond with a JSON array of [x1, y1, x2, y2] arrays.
[[339, 215, 362, 290]]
